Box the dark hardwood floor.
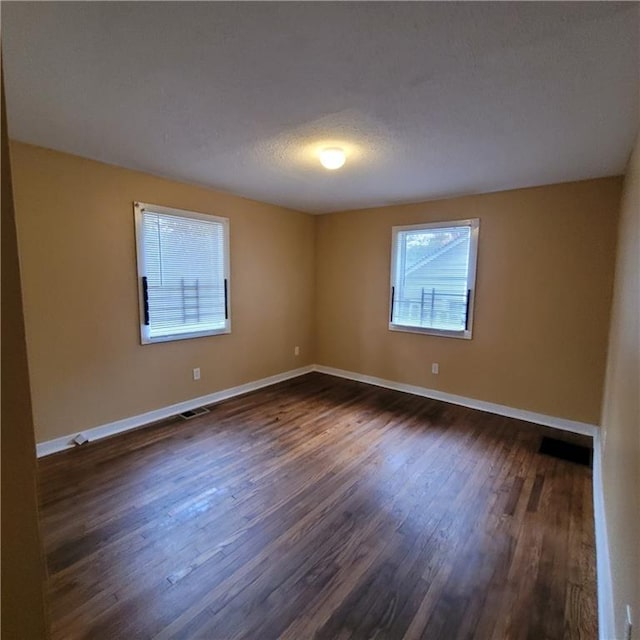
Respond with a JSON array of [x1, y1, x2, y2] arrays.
[[38, 373, 596, 639]]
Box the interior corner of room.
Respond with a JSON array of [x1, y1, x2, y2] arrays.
[[2, 3, 638, 639]]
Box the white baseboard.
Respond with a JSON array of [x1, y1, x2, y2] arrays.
[[37, 363, 599, 457], [313, 365, 598, 437], [36, 365, 314, 457], [592, 431, 615, 640]]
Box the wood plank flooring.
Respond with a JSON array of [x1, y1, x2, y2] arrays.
[[38, 373, 597, 639]]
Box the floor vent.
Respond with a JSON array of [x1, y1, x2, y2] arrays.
[[179, 406, 210, 420], [539, 436, 592, 467]]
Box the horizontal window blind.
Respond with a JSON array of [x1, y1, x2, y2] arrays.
[[136, 204, 229, 343], [391, 221, 477, 336]]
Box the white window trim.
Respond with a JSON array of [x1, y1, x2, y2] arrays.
[[134, 202, 231, 344], [389, 218, 479, 340]]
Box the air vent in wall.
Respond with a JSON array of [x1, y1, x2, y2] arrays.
[[179, 406, 210, 420]]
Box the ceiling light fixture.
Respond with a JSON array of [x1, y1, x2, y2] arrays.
[[319, 147, 346, 170]]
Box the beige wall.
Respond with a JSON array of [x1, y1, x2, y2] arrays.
[[10, 140, 623, 442], [316, 178, 621, 424], [1, 71, 49, 637], [601, 129, 639, 638], [10, 142, 316, 443]]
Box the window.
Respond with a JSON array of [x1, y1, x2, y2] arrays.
[[134, 202, 230, 344], [389, 219, 479, 339]]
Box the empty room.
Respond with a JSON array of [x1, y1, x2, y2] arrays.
[[1, 2, 639, 639]]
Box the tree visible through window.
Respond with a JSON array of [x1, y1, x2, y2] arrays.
[[390, 219, 479, 338]]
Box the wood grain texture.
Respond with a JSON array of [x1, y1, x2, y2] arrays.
[[38, 372, 597, 639]]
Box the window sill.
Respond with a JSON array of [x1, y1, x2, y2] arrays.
[[388, 323, 472, 340], [141, 326, 230, 345]]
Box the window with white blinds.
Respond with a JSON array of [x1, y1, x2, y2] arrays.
[[134, 202, 230, 344], [389, 219, 479, 339]]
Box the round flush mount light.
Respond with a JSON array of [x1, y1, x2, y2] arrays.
[[319, 147, 346, 170]]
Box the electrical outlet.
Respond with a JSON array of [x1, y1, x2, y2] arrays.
[[294, 346, 300, 356], [193, 367, 200, 381], [431, 363, 439, 375], [625, 605, 633, 640]]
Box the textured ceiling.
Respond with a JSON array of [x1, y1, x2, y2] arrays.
[[3, 2, 639, 214]]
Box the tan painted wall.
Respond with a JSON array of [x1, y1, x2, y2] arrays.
[[601, 130, 639, 638], [1, 71, 49, 637], [316, 178, 621, 424], [10, 142, 316, 443], [10, 140, 623, 442]]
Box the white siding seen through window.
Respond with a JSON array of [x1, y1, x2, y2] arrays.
[[390, 219, 479, 339]]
